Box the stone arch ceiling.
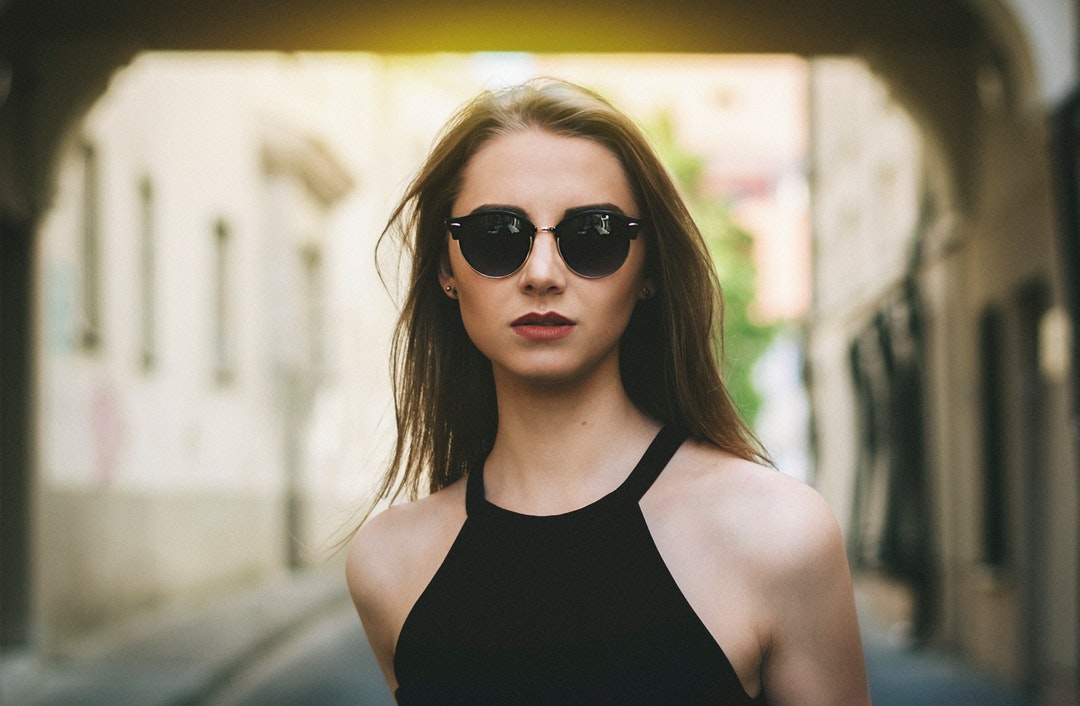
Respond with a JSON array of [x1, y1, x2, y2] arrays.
[[0, 0, 984, 53], [0, 0, 1005, 213]]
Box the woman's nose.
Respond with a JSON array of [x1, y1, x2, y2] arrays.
[[519, 230, 566, 293]]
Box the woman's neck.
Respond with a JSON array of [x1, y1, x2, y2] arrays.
[[481, 371, 660, 515]]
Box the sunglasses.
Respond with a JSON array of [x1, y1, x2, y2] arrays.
[[445, 209, 644, 279]]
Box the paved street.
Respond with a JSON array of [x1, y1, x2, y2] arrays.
[[864, 631, 1038, 706], [206, 602, 393, 706], [7, 569, 1042, 705]]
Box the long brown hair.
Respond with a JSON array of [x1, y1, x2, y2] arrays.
[[371, 77, 767, 510]]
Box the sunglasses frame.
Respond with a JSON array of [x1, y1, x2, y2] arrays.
[[445, 208, 644, 279]]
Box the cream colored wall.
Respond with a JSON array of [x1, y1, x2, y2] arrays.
[[806, 57, 924, 534], [37, 488, 282, 643], [953, 91, 1078, 694], [808, 3, 1080, 694], [32, 53, 386, 642]]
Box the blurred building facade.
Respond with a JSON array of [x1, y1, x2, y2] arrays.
[[33, 54, 368, 639], [807, 48, 1079, 705]]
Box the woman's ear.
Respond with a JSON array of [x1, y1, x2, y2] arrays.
[[438, 250, 458, 299]]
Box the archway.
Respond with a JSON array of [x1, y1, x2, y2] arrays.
[[1, 1, 1070, 695]]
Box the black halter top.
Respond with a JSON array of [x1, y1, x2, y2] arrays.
[[393, 426, 764, 704]]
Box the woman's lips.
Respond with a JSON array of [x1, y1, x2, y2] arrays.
[[511, 312, 576, 341]]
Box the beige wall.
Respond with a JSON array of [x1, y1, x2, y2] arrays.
[[806, 57, 925, 534], [37, 488, 282, 643], [951, 94, 1078, 695], [32, 53, 379, 641], [806, 10, 1080, 696]]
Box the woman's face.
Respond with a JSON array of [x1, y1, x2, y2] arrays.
[[441, 128, 651, 389]]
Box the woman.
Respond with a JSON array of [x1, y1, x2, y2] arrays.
[[347, 78, 869, 704]]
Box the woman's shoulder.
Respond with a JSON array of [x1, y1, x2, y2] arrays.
[[344, 479, 469, 688], [659, 439, 845, 577], [346, 479, 468, 614], [661, 444, 867, 702]]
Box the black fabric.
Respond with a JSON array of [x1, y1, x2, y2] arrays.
[[394, 426, 764, 705]]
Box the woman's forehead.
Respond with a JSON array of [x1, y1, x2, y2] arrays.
[[453, 129, 637, 217]]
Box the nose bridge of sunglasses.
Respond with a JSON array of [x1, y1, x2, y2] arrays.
[[520, 228, 564, 269]]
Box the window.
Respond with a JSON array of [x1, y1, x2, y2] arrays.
[[213, 217, 234, 384], [138, 176, 156, 370], [79, 141, 101, 349]]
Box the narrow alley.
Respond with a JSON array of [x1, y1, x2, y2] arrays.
[[1, 2, 1077, 705]]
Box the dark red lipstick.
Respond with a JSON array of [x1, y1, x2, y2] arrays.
[[511, 312, 576, 341]]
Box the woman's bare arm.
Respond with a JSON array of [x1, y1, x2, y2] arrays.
[[758, 485, 870, 705]]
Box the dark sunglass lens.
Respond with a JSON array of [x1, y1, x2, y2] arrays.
[[457, 212, 532, 277], [557, 212, 633, 278]]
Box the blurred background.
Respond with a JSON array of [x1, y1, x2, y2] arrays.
[[1, 1, 1079, 704]]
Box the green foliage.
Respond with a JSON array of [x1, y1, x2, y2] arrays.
[[646, 114, 779, 426]]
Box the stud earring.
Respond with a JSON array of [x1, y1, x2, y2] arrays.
[[642, 286, 652, 299]]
